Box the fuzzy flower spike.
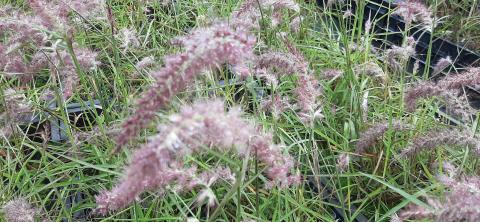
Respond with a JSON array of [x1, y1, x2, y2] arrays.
[[96, 99, 299, 214], [400, 128, 480, 157], [396, 174, 480, 222], [116, 22, 256, 150], [393, 0, 433, 29], [404, 67, 480, 112]]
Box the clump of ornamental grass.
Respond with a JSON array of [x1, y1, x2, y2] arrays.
[[399, 128, 480, 157], [0, 1, 103, 97], [96, 99, 299, 215], [404, 67, 480, 112], [395, 174, 480, 222]]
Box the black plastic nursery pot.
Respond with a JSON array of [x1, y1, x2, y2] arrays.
[[19, 100, 103, 142], [318, 0, 480, 74], [17, 99, 103, 221]]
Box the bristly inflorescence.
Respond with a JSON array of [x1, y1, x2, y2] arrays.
[[230, 0, 300, 30], [439, 90, 476, 122], [399, 128, 480, 157], [0, 1, 103, 96], [96, 99, 299, 215], [396, 174, 480, 222], [355, 120, 412, 154], [432, 56, 453, 75], [1, 197, 41, 222], [393, 0, 433, 28], [1, 88, 34, 138], [115, 22, 256, 150], [384, 37, 416, 72], [404, 67, 480, 112]]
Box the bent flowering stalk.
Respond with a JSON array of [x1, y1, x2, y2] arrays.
[[404, 67, 480, 112], [437, 67, 480, 89], [283, 39, 323, 124], [96, 99, 299, 214], [396, 174, 480, 222], [355, 120, 411, 154], [393, 0, 433, 29], [115, 23, 256, 150], [399, 128, 480, 157], [404, 81, 442, 112]]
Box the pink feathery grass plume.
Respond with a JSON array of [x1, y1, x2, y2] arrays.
[[439, 90, 476, 122], [230, 0, 300, 30], [321, 69, 343, 81], [115, 22, 256, 151], [354, 62, 385, 80], [116, 27, 140, 51], [95, 99, 299, 215], [355, 120, 411, 154], [385, 39, 416, 72], [399, 128, 480, 157], [135, 56, 156, 71], [404, 81, 441, 112], [393, 0, 433, 28], [28, 0, 106, 30], [2, 197, 40, 222], [0, 1, 104, 84], [295, 72, 323, 123], [255, 51, 306, 76], [260, 94, 292, 118], [49, 45, 100, 98], [432, 56, 452, 75], [26, 0, 105, 33], [281, 38, 323, 124], [437, 67, 480, 89], [289, 16, 303, 33], [3, 88, 33, 122], [336, 153, 350, 172], [1, 88, 34, 139], [404, 67, 480, 112], [396, 174, 480, 222]]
